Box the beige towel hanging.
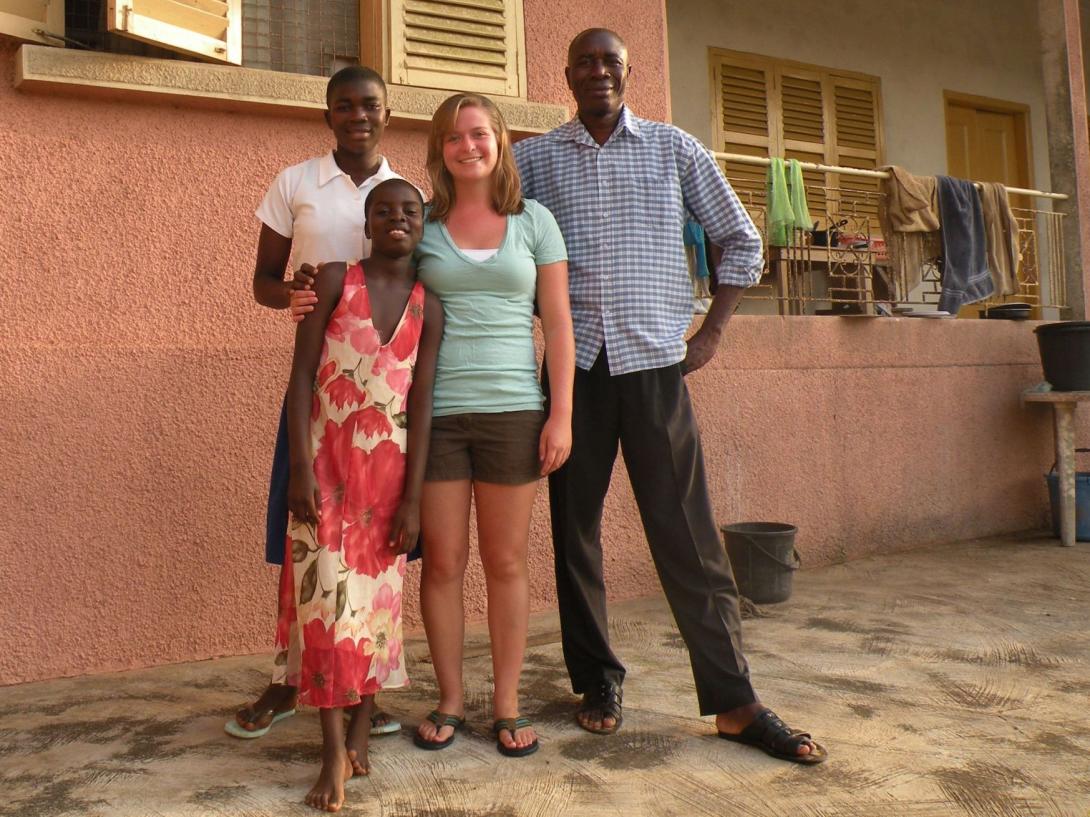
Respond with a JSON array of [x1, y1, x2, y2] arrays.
[[977, 182, 1021, 297], [878, 165, 943, 298]]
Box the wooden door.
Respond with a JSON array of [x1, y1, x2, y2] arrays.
[[944, 98, 1032, 314]]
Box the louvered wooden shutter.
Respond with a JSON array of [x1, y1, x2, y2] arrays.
[[714, 56, 772, 211], [713, 51, 883, 232], [0, 0, 64, 44], [107, 0, 242, 65], [389, 0, 526, 97], [778, 68, 826, 223], [828, 77, 883, 225]]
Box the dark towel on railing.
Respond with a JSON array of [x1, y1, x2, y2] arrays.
[[936, 176, 995, 314]]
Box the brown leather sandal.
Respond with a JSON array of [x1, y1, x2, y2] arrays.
[[576, 681, 623, 735], [718, 709, 828, 764]]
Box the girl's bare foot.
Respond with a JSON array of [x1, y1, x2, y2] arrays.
[[304, 745, 352, 813], [344, 697, 374, 776], [345, 746, 369, 777]]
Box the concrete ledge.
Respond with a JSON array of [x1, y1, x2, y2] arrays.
[[710, 314, 1049, 371], [13, 44, 570, 135]]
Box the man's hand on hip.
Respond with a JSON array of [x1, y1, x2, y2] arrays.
[[682, 283, 746, 374], [682, 326, 722, 375]]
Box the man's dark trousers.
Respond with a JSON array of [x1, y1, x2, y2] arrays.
[[548, 350, 757, 715]]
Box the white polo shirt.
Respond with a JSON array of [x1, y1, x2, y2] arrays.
[[255, 152, 403, 268]]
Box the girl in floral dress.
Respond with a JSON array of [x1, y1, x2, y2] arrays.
[[283, 178, 443, 813]]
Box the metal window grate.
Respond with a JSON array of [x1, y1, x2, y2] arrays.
[[243, 0, 360, 77]]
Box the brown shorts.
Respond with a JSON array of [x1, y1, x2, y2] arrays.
[[425, 410, 545, 485]]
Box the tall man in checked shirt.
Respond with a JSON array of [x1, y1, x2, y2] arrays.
[[514, 28, 827, 764]]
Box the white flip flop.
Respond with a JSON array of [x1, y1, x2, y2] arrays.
[[224, 708, 296, 739], [370, 711, 402, 736]]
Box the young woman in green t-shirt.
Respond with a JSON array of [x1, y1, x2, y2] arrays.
[[411, 93, 575, 758]]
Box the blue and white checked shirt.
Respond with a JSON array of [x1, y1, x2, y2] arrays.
[[514, 107, 764, 375]]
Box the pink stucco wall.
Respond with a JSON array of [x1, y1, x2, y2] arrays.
[[522, 0, 670, 120], [0, 4, 1067, 686]]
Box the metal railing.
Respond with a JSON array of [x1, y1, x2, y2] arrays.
[[712, 153, 1068, 316]]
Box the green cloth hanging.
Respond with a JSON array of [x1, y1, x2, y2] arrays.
[[766, 157, 793, 247], [786, 158, 811, 235], [767, 157, 814, 247]]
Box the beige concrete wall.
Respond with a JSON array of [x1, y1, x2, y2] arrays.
[[0, 3, 1067, 687], [667, 0, 1052, 189]]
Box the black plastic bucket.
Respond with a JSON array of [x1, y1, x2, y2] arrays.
[[720, 522, 800, 604], [1035, 321, 1090, 391]]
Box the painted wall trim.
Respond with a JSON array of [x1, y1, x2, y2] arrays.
[[13, 44, 570, 134]]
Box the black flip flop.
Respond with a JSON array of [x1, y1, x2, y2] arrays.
[[493, 716, 539, 758], [718, 709, 828, 764], [413, 710, 464, 751]]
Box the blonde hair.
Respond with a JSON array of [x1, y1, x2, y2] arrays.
[[426, 93, 524, 222]]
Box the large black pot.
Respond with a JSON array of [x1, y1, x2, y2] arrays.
[[1035, 321, 1090, 391]]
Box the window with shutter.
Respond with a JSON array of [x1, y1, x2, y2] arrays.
[[0, 0, 64, 44], [106, 0, 242, 65], [66, 0, 357, 73], [781, 72, 822, 144], [16, 0, 527, 97], [829, 78, 882, 224], [385, 0, 526, 98], [714, 57, 771, 208], [780, 69, 827, 222], [711, 49, 883, 230]]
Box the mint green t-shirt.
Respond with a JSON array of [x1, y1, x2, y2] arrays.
[[416, 198, 567, 417]]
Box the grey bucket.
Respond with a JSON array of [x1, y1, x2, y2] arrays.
[[720, 522, 801, 604]]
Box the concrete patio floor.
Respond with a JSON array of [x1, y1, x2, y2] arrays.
[[2, 533, 1089, 817]]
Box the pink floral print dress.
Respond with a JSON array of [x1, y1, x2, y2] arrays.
[[273, 262, 424, 708]]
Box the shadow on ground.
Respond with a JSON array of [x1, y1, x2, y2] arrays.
[[2, 534, 1089, 816]]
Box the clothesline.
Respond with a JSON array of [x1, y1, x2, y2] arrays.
[[711, 151, 1068, 202]]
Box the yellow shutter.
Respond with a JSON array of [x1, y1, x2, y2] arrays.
[[780, 71, 823, 144], [778, 67, 826, 223], [713, 55, 772, 211], [106, 0, 242, 65], [388, 0, 526, 98], [711, 50, 883, 232], [0, 0, 63, 44], [828, 76, 883, 225]]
